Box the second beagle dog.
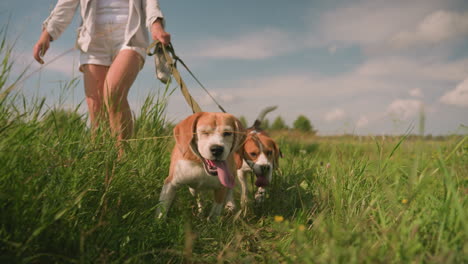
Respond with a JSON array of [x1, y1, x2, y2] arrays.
[[226, 106, 282, 211], [156, 112, 245, 219]]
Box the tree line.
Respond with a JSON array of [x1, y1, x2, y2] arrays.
[[239, 115, 317, 134]]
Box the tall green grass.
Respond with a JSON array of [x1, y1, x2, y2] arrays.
[[1, 27, 467, 263]]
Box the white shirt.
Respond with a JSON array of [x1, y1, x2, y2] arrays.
[[43, 0, 165, 52], [96, 0, 130, 24]]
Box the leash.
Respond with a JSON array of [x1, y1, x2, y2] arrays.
[[147, 40, 227, 114]]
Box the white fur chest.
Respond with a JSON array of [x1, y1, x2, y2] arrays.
[[172, 160, 222, 190]]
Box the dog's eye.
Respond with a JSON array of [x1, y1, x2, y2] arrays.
[[266, 150, 273, 156], [250, 152, 257, 157], [223, 132, 233, 137]]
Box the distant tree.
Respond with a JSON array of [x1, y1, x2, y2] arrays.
[[293, 115, 311, 132], [238, 116, 248, 128], [271, 116, 288, 130], [293, 115, 316, 133]]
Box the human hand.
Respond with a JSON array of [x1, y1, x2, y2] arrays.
[[151, 19, 171, 45], [33, 31, 51, 64]]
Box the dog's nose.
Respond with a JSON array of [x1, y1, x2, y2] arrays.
[[210, 145, 224, 157], [260, 165, 270, 174]]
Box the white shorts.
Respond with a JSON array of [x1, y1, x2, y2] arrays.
[[79, 23, 146, 72]]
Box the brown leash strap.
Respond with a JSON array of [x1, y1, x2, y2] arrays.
[[163, 45, 203, 113], [147, 41, 202, 113], [147, 40, 227, 114]]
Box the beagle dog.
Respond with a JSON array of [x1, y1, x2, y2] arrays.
[[156, 112, 245, 219], [226, 106, 281, 211]]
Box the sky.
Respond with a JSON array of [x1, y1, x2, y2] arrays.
[[1, 0, 468, 135]]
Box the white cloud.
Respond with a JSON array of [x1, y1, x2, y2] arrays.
[[223, 74, 318, 98], [316, 6, 402, 46], [198, 91, 239, 106], [190, 28, 299, 60], [42, 49, 81, 76], [409, 88, 423, 97], [12, 49, 80, 78], [440, 77, 468, 107], [306, 0, 467, 59], [390, 10, 468, 49], [221, 55, 468, 102], [356, 56, 468, 82], [356, 116, 369, 127], [328, 45, 337, 55], [308, 0, 447, 48], [324, 108, 346, 122], [386, 99, 423, 120]]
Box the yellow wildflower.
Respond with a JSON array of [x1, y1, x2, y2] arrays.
[[274, 215, 284, 222]]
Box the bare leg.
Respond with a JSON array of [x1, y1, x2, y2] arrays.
[[83, 65, 108, 133], [104, 50, 143, 152]]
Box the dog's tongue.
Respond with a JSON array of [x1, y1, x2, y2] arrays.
[[255, 175, 269, 187], [208, 160, 235, 189]]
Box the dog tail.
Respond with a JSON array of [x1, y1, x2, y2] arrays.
[[252, 106, 278, 129]]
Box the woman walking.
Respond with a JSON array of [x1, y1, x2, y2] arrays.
[[33, 0, 170, 154]]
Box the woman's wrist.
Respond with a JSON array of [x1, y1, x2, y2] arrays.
[[41, 30, 53, 42], [151, 18, 164, 31], [151, 18, 170, 45]]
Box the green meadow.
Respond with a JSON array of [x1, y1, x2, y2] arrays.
[[1, 29, 467, 264]]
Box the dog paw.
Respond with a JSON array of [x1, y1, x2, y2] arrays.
[[255, 194, 265, 203], [255, 189, 266, 203], [225, 201, 236, 212], [155, 209, 165, 219]]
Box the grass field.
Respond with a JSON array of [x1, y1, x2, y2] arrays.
[[1, 30, 467, 264]]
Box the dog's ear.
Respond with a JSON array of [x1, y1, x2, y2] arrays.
[[232, 117, 246, 170], [231, 116, 246, 155], [173, 112, 204, 155], [234, 150, 244, 170], [272, 141, 282, 169]]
